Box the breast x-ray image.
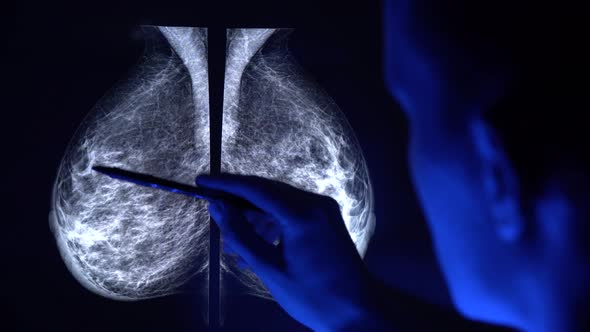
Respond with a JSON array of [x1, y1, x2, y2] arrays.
[[8, 2, 586, 332], [49, 27, 375, 319]]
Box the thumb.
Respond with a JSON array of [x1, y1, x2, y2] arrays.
[[208, 200, 283, 274]]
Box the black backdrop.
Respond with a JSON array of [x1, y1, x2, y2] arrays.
[[4, 1, 453, 330]]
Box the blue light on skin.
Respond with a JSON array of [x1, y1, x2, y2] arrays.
[[383, 1, 590, 331]]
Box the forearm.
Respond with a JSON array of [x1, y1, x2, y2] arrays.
[[331, 275, 421, 332]]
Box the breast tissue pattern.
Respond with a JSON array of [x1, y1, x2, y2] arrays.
[[49, 27, 375, 301]]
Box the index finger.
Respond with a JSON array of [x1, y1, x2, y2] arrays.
[[196, 174, 311, 224]]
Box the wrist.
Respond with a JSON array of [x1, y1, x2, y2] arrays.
[[324, 273, 391, 332]]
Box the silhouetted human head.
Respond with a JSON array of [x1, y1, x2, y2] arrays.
[[383, 0, 588, 330]]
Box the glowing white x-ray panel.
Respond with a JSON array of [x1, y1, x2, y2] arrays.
[[49, 27, 375, 301]]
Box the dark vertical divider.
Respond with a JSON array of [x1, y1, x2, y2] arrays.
[[207, 27, 226, 331]]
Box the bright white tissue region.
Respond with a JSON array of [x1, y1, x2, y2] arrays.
[[50, 27, 375, 301]]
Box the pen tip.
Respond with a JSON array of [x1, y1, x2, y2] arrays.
[[92, 165, 109, 174]]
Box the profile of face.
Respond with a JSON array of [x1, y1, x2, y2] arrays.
[[381, 0, 575, 329]]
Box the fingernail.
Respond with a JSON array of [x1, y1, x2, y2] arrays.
[[272, 236, 281, 246]]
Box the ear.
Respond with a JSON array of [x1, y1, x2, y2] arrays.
[[470, 116, 525, 243]]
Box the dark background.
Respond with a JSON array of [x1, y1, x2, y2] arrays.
[[5, 1, 457, 330]]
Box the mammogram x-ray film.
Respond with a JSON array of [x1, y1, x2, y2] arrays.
[[49, 27, 375, 306]]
